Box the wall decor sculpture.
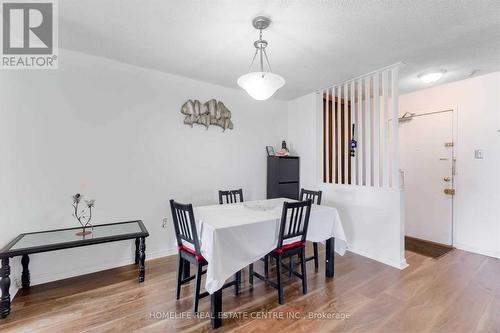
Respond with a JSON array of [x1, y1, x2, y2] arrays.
[[181, 99, 234, 131]]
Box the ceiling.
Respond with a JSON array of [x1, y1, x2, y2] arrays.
[[60, 0, 500, 100]]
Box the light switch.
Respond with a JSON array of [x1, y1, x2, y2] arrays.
[[474, 149, 484, 159]]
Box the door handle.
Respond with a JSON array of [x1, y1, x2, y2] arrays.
[[443, 177, 451, 182]]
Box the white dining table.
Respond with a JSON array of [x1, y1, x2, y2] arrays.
[[188, 197, 348, 329]]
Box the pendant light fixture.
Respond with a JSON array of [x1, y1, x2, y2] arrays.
[[418, 70, 446, 84], [237, 16, 285, 100]]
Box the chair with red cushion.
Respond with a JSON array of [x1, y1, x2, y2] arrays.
[[249, 199, 312, 304], [170, 199, 240, 313]]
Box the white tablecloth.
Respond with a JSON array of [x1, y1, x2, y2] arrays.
[[194, 198, 348, 293]]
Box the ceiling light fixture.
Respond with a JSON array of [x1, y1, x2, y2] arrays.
[[418, 70, 446, 84], [237, 16, 285, 100]]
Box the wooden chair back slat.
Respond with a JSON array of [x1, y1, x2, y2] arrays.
[[277, 200, 312, 248], [300, 189, 322, 205], [218, 189, 244, 205], [170, 199, 201, 254]]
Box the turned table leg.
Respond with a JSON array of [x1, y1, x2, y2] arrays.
[[138, 237, 146, 282], [135, 238, 140, 264], [0, 258, 11, 319], [21, 255, 30, 289]]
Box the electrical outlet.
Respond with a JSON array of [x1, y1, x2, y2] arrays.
[[162, 218, 168, 229], [474, 149, 484, 159], [14, 278, 21, 289]]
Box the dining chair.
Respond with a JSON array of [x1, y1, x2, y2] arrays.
[[249, 199, 312, 304], [218, 188, 244, 204], [218, 188, 272, 278], [170, 199, 241, 313], [299, 189, 322, 270], [218, 188, 246, 279]]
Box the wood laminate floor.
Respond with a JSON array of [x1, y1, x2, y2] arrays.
[[0, 247, 499, 333]]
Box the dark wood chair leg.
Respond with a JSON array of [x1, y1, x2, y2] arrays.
[[176, 255, 183, 300], [264, 256, 269, 278], [0, 258, 10, 319], [288, 256, 295, 277], [182, 258, 191, 279], [21, 255, 30, 289], [249, 264, 254, 287], [234, 271, 241, 295], [138, 237, 146, 282], [288, 257, 292, 277], [300, 250, 307, 294], [313, 242, 319, 270], [193, 263, 203, 313], [276, 256, 284, 305]]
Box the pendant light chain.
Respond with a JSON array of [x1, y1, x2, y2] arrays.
[[248, 48, 259, 72], [263, 48, 272, 73], [259, 29, 264, 74], [247, 28, 273, 75]]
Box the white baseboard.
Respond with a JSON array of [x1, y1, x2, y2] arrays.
[[454, 242, 500, 259], [347, 247, 408, 270]]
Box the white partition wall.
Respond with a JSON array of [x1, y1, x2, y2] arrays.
[[288, 63, 406, 269], [319, 65, 400, 189]]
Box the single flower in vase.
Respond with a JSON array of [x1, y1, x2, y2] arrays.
[[72, 193, 95, 236]]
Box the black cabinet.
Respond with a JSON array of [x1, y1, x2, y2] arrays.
[[267, 156, 299, 200]]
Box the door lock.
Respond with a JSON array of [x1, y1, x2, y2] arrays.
[[443, 177, 451, 182], [444, 188, 455, 195]]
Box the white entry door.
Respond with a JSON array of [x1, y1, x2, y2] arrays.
[[399, 110, 454, 245]]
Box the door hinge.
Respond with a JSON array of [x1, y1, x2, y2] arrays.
[[444, 188, 455, 195]]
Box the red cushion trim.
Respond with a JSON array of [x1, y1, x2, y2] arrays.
[[272, 241, 306, 253], [178, 244, 204, 261]]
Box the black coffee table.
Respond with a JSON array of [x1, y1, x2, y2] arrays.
[[0, 220, 149, 319]]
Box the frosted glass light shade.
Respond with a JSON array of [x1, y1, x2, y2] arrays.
[[237, 72, 285, 100], [418, 71, 445, 83]]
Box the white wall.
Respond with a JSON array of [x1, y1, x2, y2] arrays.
[[287, 93, 407, 269], [0, 49, 288, 297], [0, 63, 20, 295], [3, 50, 496, 306], [399, 72, 500, 259]]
